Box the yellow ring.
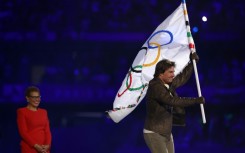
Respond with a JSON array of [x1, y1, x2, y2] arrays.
[[143, 42, 161, 67]]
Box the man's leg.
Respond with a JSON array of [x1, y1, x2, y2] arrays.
[[144, 133, 173, 153], [166, 134, 175, 153]]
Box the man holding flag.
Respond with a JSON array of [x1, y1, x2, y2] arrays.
[[107, 1, 206, 152], [143, 55, 205, 153], [107, 2, 206, 124]]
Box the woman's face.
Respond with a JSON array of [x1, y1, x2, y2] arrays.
[[26, 91, 41, 109]]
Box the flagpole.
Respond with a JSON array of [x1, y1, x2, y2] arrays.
[[192, 60, 206, 124], [181, 0, 206, 124]]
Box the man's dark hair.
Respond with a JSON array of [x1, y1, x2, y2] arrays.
[[25, 86, 40, 97], [153, 59, 176, 78]]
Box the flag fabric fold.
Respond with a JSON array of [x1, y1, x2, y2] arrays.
[[107, 3, 195, 123]]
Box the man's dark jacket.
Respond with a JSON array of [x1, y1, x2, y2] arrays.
[[144, 62, 201, 140]]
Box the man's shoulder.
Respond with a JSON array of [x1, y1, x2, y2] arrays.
[[149, 78, 159, 84], [149, 79, 167, 91], [149, 78, 162, 86]]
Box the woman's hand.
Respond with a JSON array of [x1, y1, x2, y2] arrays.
[[42, 144, 50, 152], [34, 144, 46, 153], [34, 144, 50, 153]]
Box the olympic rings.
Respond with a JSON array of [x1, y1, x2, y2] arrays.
[[147, 30, 173, 49], [143, 42, 161, 67], [117, 65, 145, 97]]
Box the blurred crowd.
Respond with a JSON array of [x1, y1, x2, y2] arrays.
[[0, 0, 244, 87], [0, 0, 244, 40], [0, 41, 245, 106], [1, 42, 245, 87]]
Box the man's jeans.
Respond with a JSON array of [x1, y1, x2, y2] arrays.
[[144, 133, 174, 153]]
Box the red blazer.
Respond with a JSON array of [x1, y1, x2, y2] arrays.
[[17, 107, 52, 153]]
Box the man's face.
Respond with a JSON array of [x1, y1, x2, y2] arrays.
[[159, 66, 175, 84]]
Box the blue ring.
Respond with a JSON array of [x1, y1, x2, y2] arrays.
[[147, 30, 173, 49]]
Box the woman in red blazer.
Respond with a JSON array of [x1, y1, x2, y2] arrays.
[[17, 86, 52, 153]]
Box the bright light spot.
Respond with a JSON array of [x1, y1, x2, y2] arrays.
[[192, 27, 199, 33], [202, 16, 207, 22]]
